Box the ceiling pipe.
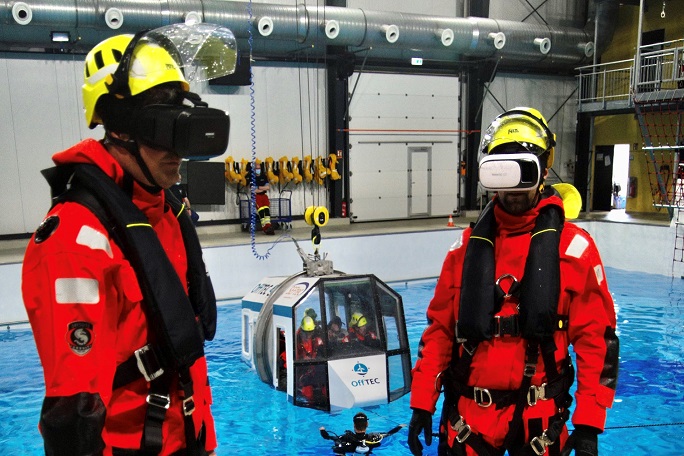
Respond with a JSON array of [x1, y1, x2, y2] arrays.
[[0, 0, 617, 69], [586, 0, 620, 57]]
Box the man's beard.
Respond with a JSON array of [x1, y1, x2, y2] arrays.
[[499, 191, 538, 215]]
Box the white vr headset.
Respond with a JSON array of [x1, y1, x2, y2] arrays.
[[478, 153, 542, 191]]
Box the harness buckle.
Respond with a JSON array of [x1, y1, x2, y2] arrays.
[[493, 314, 520, 337], [135, 345, 164, 382], [183, 396, 196, 416], [524, 361, 537, 378], [527, 383, 547, 406], [473, 387, 493, 407], [530, 431, 554, 456], [450, 416, 472, 443], [462, 342, 476, 356], [146, 393, 170, 410], [495, 273, 518, 298]]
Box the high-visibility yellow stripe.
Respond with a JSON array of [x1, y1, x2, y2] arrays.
[[175, 203, 186, 218], [531, 228, 556, 238], [470, 235, 493, 247], [126, 223, 152, 228]]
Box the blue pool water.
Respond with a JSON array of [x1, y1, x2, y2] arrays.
[[1, 267, 683, 454]]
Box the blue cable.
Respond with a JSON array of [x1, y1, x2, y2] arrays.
[[247, 0, 284, 260]]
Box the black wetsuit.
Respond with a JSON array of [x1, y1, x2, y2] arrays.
[[321, 429, 384, 454]]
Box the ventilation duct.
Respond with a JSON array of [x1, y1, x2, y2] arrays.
[[0, 0, 617, 70]]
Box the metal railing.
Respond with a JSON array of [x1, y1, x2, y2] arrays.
[[577, 59, 633, 107], [635, 38, 684, 93], [577, 38, 684, 110]]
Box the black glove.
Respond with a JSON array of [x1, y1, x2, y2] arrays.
[[408, 408, 432, 456], [559, 425, 599, 456], [319, 427, 332, 440]]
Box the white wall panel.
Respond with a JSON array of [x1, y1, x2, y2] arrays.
[[349, 72, 459, 221], [9, 58, 75, 233], [1, 53, 106, 235], [0, 57, 23, 234]]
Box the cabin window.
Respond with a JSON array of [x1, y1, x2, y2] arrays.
[[388, 352, 412, 401], [376, 281, 412, 400], [376, 281, 409, 351], [242, 312, 250, 358], [275, 325, 287, 392], [293, 287, 329, 409], [293, 363, 329, 409], [321, 278, 385, 358], [294, 289, 325, 361]]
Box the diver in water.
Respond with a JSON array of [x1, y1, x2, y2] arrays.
[[320, 412, 405, 454]]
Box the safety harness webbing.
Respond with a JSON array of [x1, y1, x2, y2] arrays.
[[43, 163, 216, 455]]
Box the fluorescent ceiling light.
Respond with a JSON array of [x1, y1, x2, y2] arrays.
[[50, 32, 70, 43]]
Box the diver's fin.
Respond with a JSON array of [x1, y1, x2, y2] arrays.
[[384, 424, 406, 437]]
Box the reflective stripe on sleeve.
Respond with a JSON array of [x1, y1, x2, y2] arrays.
[[594, 264, 605, 286], [565, 234, 589, 258], [76, 225, 113, 259], [55, 278, 100, 304]]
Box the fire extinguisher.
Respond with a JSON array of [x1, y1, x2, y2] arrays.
[[341, 201, 347, 217], [627, 177, 637, 198]]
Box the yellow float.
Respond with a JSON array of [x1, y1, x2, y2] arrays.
[[290, 156, 303, 184], [264, 157, 279, 186]]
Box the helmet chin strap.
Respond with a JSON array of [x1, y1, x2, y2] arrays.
[[105, 132, 162, 192]]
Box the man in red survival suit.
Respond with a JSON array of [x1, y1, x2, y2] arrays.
[[408, 107, 619, 456], [296, 315, 326, 403], [22, 23, 238, 456]]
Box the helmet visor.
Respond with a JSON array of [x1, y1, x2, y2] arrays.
[[479, 114, 550, 158], [144, 23, 238, 83]]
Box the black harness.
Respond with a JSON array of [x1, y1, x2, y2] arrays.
[[43, 163, 217, 455], [444, 193, 574, 456]]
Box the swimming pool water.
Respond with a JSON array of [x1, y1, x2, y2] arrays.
[[1, 267, 683, 454]]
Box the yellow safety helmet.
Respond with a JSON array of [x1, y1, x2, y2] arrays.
[[480, 107, 556, 169], [82, 33, 189, 129], [357, 316, 368, 328], [301, 315, 316, 332], [350, 312, 363, 327]]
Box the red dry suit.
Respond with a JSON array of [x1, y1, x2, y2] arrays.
[[22, 139, 216, 455], [295, 330, 325, 402], [410, 193, 618, 454], [296, 333, 324, 359], [342, 329, 378, 344]]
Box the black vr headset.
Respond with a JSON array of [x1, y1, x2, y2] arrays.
[[132, 94, 230, 161], [106, 29, 230, 160]]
